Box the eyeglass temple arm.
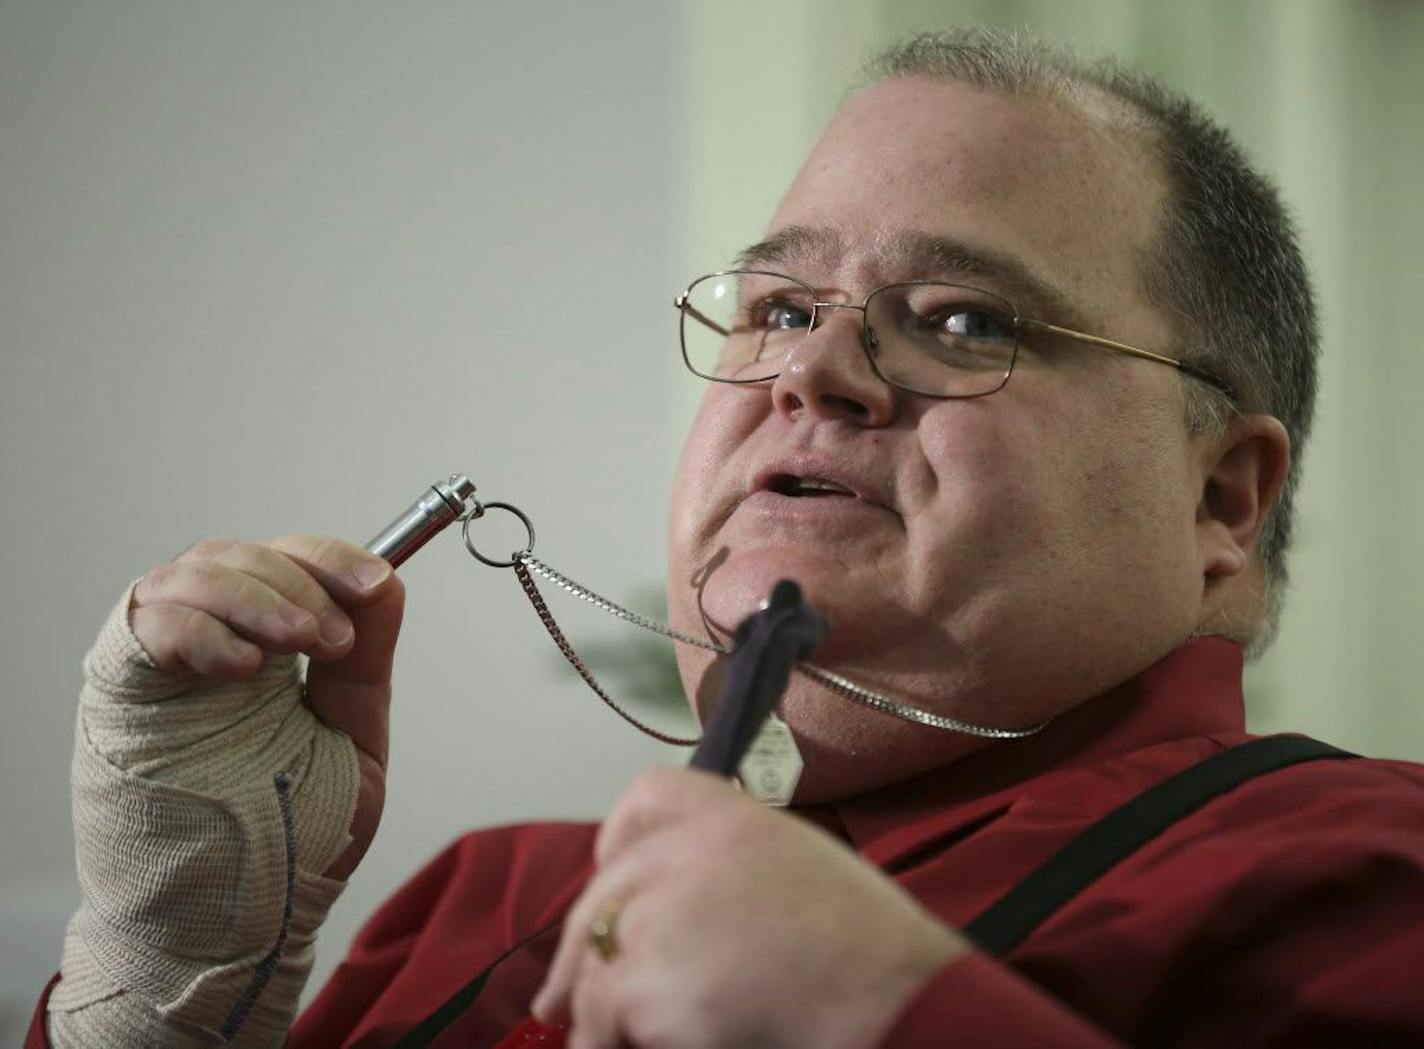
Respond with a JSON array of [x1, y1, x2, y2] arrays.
[[1018, 319, 1236, 400], [674, 294, 731, 338]]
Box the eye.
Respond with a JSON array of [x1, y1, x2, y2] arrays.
[[751, 298, 814, 331], [892, 285, 1017, 344], [931, 306, 1015, 340]]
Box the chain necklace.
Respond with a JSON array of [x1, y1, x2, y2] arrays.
[[462, 504, 1047, 746]]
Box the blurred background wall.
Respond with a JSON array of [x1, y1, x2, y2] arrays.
[[1, 0, 1420, 1039], [0, 1, 687, 1035]]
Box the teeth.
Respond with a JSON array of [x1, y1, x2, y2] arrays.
[[788, 476, 853, 496]]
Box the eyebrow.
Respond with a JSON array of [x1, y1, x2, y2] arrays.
[[735, 224, 1083, 326]]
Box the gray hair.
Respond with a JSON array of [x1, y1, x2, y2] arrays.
[[865, 29, 1319, 654]]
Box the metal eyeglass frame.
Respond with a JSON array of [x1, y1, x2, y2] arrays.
[[673, 269, 1237, 402]]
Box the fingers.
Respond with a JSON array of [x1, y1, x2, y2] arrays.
[[534, 872, 640, 1034], [128, 603, 265, 679], [539, 768, 745, 1037], [265, 535, 394, 620], [132, 555, 321, 666], [130, 535, 397, 681], [568, 965, 629, 1049], [594, 765, 741, 866], [566, 899, 632, 1049], [188, 537, 352, 653]]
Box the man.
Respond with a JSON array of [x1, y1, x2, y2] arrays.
[[31, 29, 1424, 1048]]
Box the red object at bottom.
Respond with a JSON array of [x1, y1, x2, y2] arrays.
[[492, 1016, 569, 1048]]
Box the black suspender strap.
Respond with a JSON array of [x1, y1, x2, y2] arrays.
[[963, 735, 1355, 959]]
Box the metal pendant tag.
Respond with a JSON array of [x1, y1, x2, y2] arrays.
[[736, 712, 803, 806]]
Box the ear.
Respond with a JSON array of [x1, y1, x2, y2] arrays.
[[1196, 414, 1291, 580]]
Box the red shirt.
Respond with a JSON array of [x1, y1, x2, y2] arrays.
[[29, 638, 1424, 1046]]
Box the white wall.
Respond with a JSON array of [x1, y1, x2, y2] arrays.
[[0, 1, 687, 1036]]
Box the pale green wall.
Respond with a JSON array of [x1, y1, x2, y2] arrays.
[[675, 0, 1424, 758]]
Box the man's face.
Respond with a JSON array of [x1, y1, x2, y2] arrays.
[[668, 77, 1212, 800]]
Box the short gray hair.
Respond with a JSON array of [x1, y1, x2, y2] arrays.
[[866, 28, 1319, 653]]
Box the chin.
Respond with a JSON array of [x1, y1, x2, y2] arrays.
[[680, 545, 914, 662]]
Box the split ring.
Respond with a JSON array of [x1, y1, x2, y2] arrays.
[[461, 500, 537, 568]]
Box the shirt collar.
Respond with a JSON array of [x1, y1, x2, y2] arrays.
[[826, 636, 1246, 869]]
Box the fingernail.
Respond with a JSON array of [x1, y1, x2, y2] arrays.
[[353, 560, 391, 590], [320, 613, 354, 646]]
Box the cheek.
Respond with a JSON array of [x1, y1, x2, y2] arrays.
[[909, 400, 1059, 560], [1008, 395, 1202, 631], [667, 389, 761, 570], [910, 392, 1197, 613]]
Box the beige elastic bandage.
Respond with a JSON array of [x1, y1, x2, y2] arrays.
[[48, 584, 361, 1048]]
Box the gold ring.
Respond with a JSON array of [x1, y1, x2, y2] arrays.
[[588, 897, 624, 962]]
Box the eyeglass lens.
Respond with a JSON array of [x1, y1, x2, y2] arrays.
[[680, 271, 1018, 398]]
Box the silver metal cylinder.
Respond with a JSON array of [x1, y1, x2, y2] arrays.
[[365, 474, 478, 567]]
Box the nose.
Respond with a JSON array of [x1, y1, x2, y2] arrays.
[[770, 305, 897, 426]]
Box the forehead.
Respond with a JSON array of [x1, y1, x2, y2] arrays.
[[765, 77, 1167, 328], [738, 225, 1079, 324]]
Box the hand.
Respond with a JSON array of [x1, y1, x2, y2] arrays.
[[130, 535, 404, 878], [532, 767, 966, 1049]]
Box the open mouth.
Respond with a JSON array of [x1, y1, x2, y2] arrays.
[[766, 474, 858, 499]]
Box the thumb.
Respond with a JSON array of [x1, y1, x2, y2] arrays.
[[305, 575, 405, 768]]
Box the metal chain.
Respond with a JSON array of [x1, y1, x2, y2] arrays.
[[513, 559, 702, 746], [797, 665, 1046, 739], [520, 555, 727, 653], [511, 554, 1045, 741]]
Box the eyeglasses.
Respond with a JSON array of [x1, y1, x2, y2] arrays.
[[674, 270, 1236, 401]]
